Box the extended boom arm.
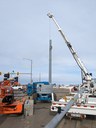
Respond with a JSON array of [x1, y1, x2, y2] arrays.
[[47, 13, 92, 82]]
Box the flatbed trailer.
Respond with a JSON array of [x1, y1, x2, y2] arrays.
[[50, 93, 96, 118]]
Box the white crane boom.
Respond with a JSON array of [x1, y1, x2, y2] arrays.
[[47, 13, 92, 82], [45, 13, 95, 128]]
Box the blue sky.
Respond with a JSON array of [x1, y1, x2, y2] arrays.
[[0, 0, 96, 84]]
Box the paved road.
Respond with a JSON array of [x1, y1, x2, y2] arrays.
[[0, 102, 54, 128], [57, 117, 96, 128], [0, 88, 96, 128], [0, 111, 96, 128]]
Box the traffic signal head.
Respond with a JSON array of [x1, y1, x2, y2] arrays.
[[4, 73, 10, 78], [14, 77, 18, 82]]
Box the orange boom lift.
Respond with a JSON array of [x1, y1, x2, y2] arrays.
[[0, 73, 25, 114]]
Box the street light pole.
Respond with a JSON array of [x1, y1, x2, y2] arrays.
[[31, 59, 32, 83], [23, 58, 33, 84]]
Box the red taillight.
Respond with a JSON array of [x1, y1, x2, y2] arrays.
[[53, 103, 56, 105], [90, 106, 94, 108], [77, 105, 80, 107], [58, 104, 62, 105]]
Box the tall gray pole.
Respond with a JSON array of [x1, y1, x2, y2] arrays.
[[49, 40, 52, 84]]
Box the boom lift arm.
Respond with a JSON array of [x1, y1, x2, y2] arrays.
[[47, 13, 92, 83]]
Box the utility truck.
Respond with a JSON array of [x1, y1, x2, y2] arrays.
[[51, 92, 96, 118], [47, 13, 96, 119]]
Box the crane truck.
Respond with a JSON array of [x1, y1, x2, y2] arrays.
[[47, 13, 96, 119]]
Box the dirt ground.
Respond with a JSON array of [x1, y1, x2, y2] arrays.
[[0, 88, 96, 128], [0, 102, 54, 128]]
